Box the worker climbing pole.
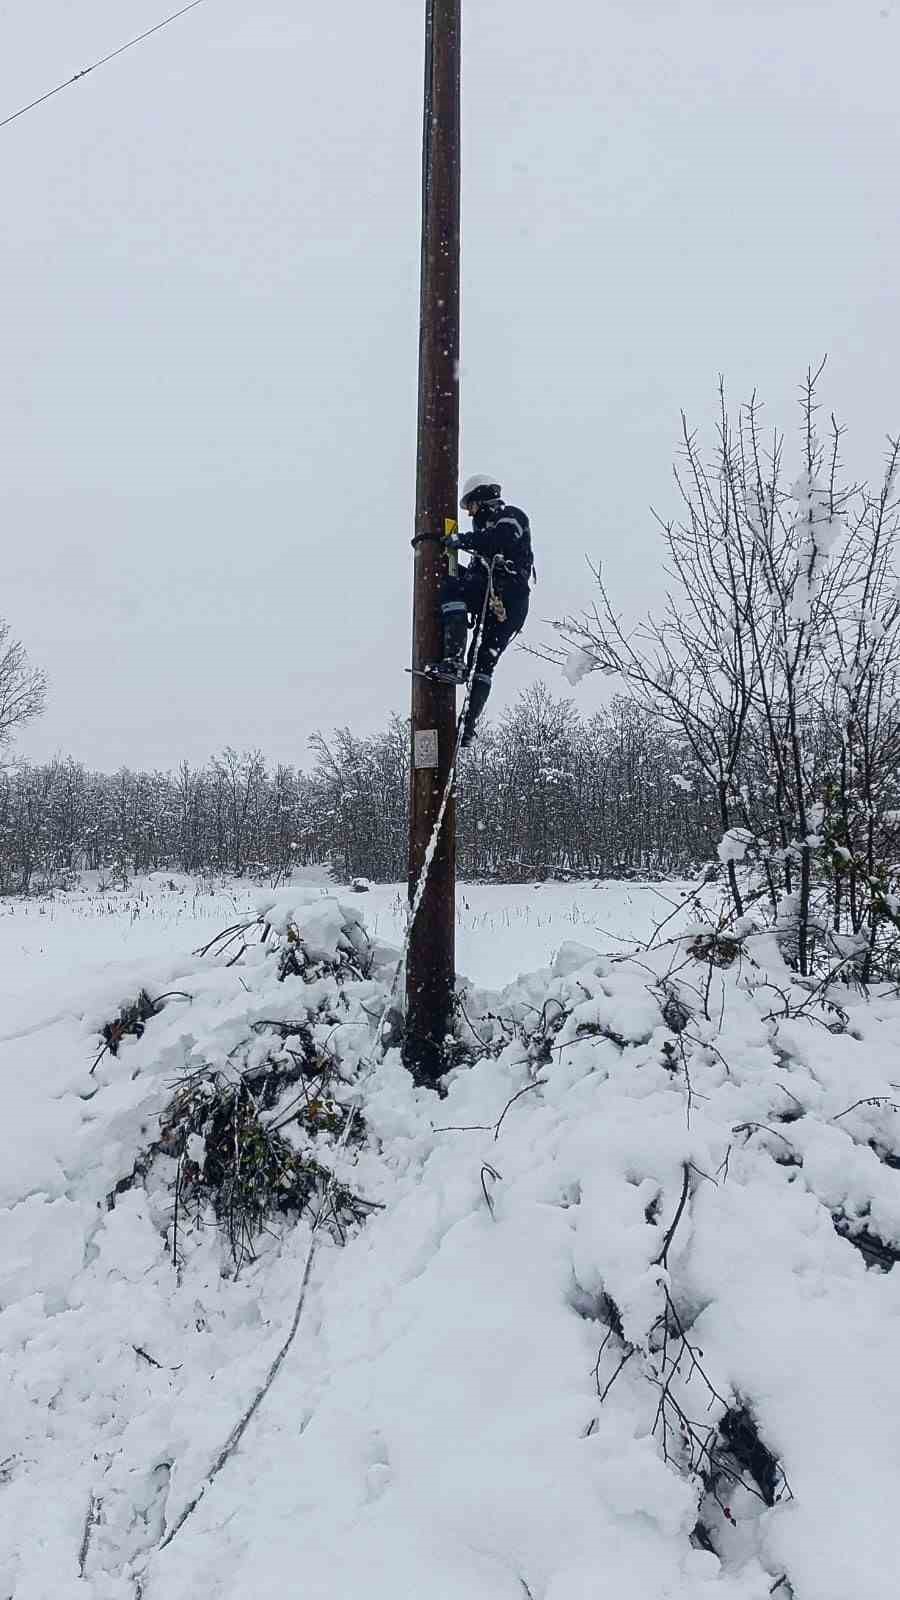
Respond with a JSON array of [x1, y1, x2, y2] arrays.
[[404, 0, 462, 1085]]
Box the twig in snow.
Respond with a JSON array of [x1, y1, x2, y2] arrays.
[[775, 1083, 805, 1116], [480, 1162, 502, 1219], [680, 1029, 733, 1080], [432, 1120, 493, 1134], [193, 918, 260, 959], [688, 1160, 719, 1187], [664, 1033, 707, 1126], [732, 1121, 796, 1152], [171, 1151, 183, 1274], [433, 1078, 548, 1139], [681, 1039, 698, 1126], [454, 991, 493, 1051], [832, 1096, 900, 1122], [644, 880, 710, 948], [702, 951, 716, 1023], [653, 1163, 691, 1271], [592, 1326, 615, 1391], [493, 1079, 546, 1140], [132, 1345, 163, 1369], [78, 1492, 102, 1577], [90, 990, 191, 1074], [598, 1345, 636, 1403]]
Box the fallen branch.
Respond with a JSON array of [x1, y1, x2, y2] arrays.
[[78, 1492, 102, 1578], [653, 1163, 691, 1270]]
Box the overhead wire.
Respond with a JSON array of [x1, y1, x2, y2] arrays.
[[0, 0, 211, 132]]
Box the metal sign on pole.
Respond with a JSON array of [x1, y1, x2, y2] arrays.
[[404, 0, 462, 1084]]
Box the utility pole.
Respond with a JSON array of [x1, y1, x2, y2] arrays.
[[404, 0, 461, 1085]]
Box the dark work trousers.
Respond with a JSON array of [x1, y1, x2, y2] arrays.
[[441, 565, 529, 733]]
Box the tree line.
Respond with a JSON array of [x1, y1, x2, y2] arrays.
[[0, 687, 718, 895]]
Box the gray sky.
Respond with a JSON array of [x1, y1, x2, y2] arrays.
[[3, 0, 899, 771]]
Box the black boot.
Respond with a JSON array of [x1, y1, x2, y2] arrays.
[[461, 672, 492, 746], [430, 599, 468, 682], [441, 599, 469, 677]]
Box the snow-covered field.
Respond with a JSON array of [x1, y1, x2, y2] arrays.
[[0, 871, 690, 1007], [2, 874, 900, 1600]]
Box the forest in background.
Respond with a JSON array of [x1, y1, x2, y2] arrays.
[[0, 686, 717, 894]]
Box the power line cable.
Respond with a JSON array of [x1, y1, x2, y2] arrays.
[[0, 0, 210, 132]]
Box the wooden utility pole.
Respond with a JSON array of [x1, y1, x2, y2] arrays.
[[404, 0, 461, 1085]]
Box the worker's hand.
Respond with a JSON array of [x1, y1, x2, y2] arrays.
[[443, 533, 460, 551]]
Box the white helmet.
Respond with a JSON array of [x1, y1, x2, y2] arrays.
[[461, 474, 502, 511]]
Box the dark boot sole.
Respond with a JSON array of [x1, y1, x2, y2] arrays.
[[406, 667, 466, 686]]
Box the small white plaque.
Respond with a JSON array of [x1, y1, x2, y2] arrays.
[[414, 728, 439, 769]]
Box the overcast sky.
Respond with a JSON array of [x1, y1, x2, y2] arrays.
[[3, 0, 899, 771]]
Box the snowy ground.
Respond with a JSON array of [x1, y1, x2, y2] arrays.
[[0, 870, 691, 1013], [2, 874, 899, 1600]]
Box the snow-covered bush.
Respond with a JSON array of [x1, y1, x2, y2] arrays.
[[94, 890, 390, 1280], [192, 886, 378, 984], [6, 886, 900, 1596], [156, 1030, 373, 1273]]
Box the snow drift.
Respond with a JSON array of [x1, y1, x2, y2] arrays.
[[2, 887, 900, 1599]]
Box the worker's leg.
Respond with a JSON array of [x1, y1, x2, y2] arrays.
[[461, 671, 493, 744], [426, 573, 469, 680], [461, 613, 514, 744]]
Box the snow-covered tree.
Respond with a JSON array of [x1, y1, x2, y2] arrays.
[[545, 368, 900, 976], [0, 617, 46, 755]]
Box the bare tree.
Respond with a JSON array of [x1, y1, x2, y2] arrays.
[[540, 368, 900, 978], [0, 619, 46, 753]]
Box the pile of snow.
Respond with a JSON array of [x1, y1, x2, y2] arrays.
[[717, 827, 756, 865], [2, 897, 900, 1599], [255, 886, 378, 972]]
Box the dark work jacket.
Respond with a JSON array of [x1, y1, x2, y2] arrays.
[[457, 501, 534, 601]]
